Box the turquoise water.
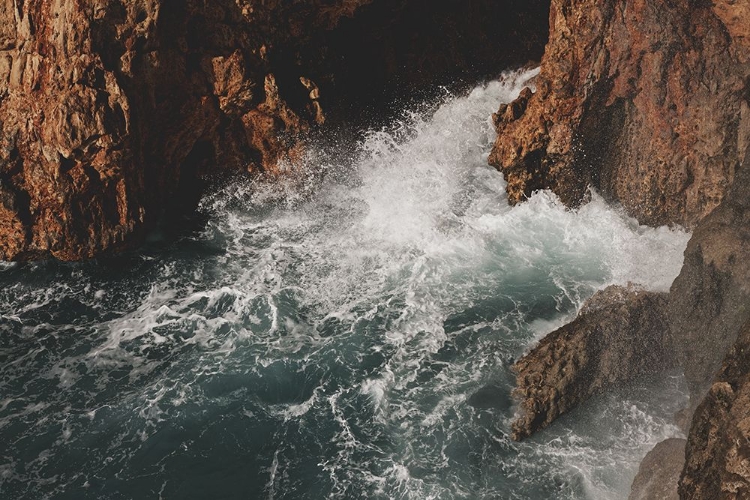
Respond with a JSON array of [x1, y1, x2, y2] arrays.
[[1, 69, 690, 499]]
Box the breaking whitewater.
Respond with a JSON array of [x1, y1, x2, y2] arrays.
[[0, 69, 691, 499]]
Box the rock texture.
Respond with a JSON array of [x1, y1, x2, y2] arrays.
[[0, 0, 549, 261], [668, 147, 750, 402], [489, 0, 750, 228], [629, 438, 685, 500], [511, 285, 671, 440], [493, 1, 750, 494], [508, 139, 750, 496], [680, 318, 750, 499], [0, 0, 341, 260]]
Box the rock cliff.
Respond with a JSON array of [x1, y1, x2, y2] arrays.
[[629, 438, 685, 500], [0, 0, 548, 261], [0, 0, 338, 260], [679, 318, 750, 499], [6, 0, 750, 495], [489, 0, 750, 228], [494, 0, 750, 497], [668, 148, 750, 402]]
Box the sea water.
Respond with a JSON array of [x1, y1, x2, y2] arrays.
[[0, 68, 690, 499]]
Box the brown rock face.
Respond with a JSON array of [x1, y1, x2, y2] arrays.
[[488, 0, 750, 495], [668, 146, 750, 402], [679, 318, 750, 499], [629, 438, 685, 500], [511, 285, 672, 440], [0, 0, 549, 261], [489, 0, 750, 228], [0, 0, 336, 260]]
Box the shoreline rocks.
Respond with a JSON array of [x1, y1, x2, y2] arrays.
[[668, 146, 750, 404], [489, 0, 750, 228], [3, 0, 750, 496], [494, 1, 750, 496], [680, 318, 750, 499], [629, 438, 685, 500], [512, 285, 672, 440]]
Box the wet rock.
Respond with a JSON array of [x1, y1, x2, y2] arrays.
[[679, 318, 750, 499], [629, 438, 685, 500], [493, 87, 534, 128], [487, 0, 750, 494], [489, 0, 750, 228], [668, 146, 750, 403], [511, 285, 672, 440]]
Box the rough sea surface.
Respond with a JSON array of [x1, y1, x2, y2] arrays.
[[1, 69, 691, 499]]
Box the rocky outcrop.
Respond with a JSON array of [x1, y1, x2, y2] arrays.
[[508, 145, 750, 495], [679, 318, 750, 499], [492, 1, 750, 494], [668, 147, 750, 402], [511, 285, 672, 440], [629, 438, 685, 500], [0, 0, 549, 261], [0, 0, 341, 260], [489, 0, 750, 228]]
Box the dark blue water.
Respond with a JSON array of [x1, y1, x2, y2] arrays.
[[0, 70, 690, 499]]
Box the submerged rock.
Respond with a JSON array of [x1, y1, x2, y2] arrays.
[[468, 383, 513, 410], [489, 0, 750, 228], [511, 285, 672, 440]]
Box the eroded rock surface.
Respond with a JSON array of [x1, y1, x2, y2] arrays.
[[511, 285, 671, 440], [0, 0, 549, 261], [680, 318, 750, 499], [489, 0, 750, 228], [0, 0, 343, 260]]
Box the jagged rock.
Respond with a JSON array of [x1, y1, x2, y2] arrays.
[[485, 0, 750, 495], [679, 318, 750, 499], [0, 0, 548, 261], [493, 87, 534, 127], [0, 0, 334, 260], [511, 285, 672, 440], [489, 0, 750, 228], [629, 438, 685, 500]]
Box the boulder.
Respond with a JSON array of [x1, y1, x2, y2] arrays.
[[511, 285, 672, 440]]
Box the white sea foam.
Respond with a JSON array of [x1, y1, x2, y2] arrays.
[[112, 67, 690, 498], [1, 68, 690, 499]]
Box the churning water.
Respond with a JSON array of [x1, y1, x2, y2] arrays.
[[1, 68, 691, 499]]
